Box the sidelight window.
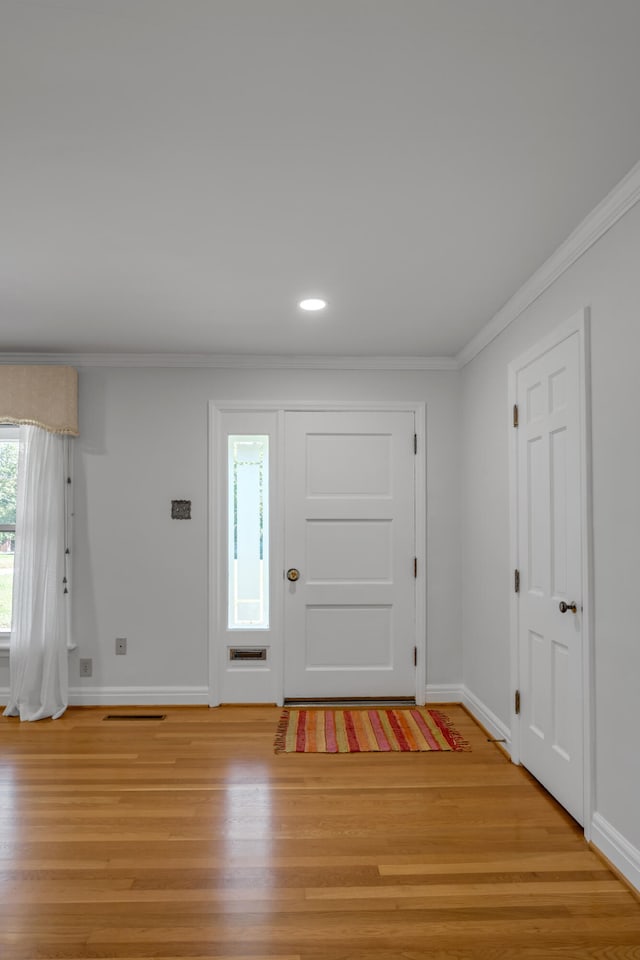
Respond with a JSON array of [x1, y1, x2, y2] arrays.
[[227, 435, 269, 629]]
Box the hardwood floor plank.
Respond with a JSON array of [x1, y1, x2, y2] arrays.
[[1, 704, 639, 959], [378, 851, 605, 874]]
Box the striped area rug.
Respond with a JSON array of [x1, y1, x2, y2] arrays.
[[274, 707, 469, 753]]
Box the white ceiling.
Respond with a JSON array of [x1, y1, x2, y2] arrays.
[[2, 0, 640, 359]]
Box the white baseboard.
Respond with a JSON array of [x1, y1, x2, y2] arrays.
[[0, 686, 210, 707], [591, 812, 640, 894], [67, 685, 210, 706], [461, 685, 512, 755], [425, 683, 464, 703], [425, 683, 511, 754]]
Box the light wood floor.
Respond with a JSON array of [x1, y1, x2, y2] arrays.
[[0, 704, 639, 960]]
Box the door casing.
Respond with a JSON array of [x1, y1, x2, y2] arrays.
[[209, 400, 427, 707], [508, 308, 594, 838]]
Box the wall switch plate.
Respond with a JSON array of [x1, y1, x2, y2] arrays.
[[115, 637, 127, 655], [79, 658, 92, 677]]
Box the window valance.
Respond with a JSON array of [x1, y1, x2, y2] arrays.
[[0, 366, 79, 436]]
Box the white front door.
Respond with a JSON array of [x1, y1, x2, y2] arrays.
[[516, 331, 584, 824], [283, 410, 416, 699]]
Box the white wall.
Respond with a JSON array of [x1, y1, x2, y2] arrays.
[[461, 200, 640, 873], [4, 367, 459, 702], [1, 202, 638, 889]]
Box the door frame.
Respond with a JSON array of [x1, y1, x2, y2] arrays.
[[208, 400, 427, 708], [507, 307, 594, 837]]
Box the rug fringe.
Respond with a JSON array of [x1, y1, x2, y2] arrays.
[[428, 708, 471, 751], [274, 709, 291, 754]]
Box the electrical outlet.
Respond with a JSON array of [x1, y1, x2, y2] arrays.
[[115, 637, 127, 655], [79, 658, 92, 677]]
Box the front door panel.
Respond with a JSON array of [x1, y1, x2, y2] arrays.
[[284, 410, 416, 699]]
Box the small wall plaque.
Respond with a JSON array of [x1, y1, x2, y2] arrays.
[[171, 499, 191, 520]]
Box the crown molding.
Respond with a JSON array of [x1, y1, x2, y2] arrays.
[[457, 158, 640, 368], [0, 352, 459, 371], [2, 163, 640, 374]]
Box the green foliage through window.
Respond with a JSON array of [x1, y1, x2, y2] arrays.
[[0, 440, 18, 525], [0, 438, 18, 632]]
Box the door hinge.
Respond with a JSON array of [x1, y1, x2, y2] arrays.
[[513, 403, 519, 428], [413, 646, 417, 667], [514, 569, 520, 593], [515, 689, 521, 715], [413, 433, 417, 454], [414, 557, 418, 578]]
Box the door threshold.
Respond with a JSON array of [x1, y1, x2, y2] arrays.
[[284, 697, 417, 708]]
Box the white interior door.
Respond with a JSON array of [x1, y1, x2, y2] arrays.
[[283, 410, 416, 699], [516, 331, 584, 824]]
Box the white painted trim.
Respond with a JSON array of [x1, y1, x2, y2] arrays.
[[578, 312, 596, 841], [425, 683, 463, 703], [423, 683, 512, 751], [507, 359, 521, 764], [209, 408, 282, 707], [508, 308, 594, 836], [208, 403, 221, 708], [209, 401, 427, 708], [207, 400, 429, 413], [68, 686, 210, 706], [0, 353, 458, 371], [458, 159, 640, 367], [0, 641, 78, 657], [591, 813, 640, 895], [414, 403, 427, 706], [462, 685, 512, 753], [0, 686, 210, 707], [274, 409, 286, 708], [3, 162, 640, 375]]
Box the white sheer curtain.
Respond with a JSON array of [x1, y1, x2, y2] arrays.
[[3, 425, 69, 721]]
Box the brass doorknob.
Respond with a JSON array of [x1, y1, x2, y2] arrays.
[[559, 601, 578, 614], [286, 568, 300, 582]]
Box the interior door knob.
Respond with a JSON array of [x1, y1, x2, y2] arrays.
[[286, 568, 300, 582], [559, 601, 578, 614]]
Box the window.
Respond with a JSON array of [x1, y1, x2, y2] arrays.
[[228, 435, 269, 629], [0, 426, 19, 636]]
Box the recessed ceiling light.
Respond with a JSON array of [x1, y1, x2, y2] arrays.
[[298, 298, 327, 311]]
